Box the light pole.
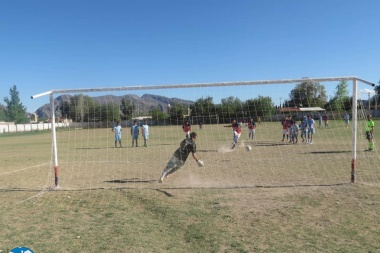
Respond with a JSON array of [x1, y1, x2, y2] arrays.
[[368, 92, 371, 111], [375, 94, 378, 111], [167, 104, 171, 125]]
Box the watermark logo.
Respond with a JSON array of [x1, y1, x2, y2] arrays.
[[9, 247, 35, 253]]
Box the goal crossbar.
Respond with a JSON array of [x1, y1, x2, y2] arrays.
[[31, 76, 374, 99]]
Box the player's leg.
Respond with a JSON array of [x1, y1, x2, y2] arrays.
[[231, 133, 237, 149], [232, 133, 241, 149], [309, 130, 313, 144], [159, 166, 171, 183], [159, 157, 183, 182], [368, 132, 374, 150]]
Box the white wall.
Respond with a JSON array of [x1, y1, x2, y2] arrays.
[[0, 123, 69, 134]]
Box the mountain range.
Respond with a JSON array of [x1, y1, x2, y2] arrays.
[[35, 94, 194, 119]]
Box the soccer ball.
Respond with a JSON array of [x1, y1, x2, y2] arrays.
[[245, 145, 252, 151]]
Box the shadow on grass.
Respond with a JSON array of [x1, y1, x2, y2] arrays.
[[309, 151, 351, 154], [155, 188, 174, 197], [75, 143, 175, 149], [160, 182, 349, 191], [0, 182, 350, 194], [104, 178, 158, 183], [0, 188, 42, 192], [251, 141, 288, 147]]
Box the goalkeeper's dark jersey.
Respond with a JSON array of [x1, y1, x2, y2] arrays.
[[173, 138, 197, 162]]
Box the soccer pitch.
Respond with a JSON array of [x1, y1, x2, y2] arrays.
[[0, 121, 379, 252]]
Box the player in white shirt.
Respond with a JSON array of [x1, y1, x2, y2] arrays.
[[141, 120, 149, 147], [306, 115, 316, 144], [112, 120, 122, 148]]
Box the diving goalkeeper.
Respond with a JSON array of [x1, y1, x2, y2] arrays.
[[159, 132, 204, 183]]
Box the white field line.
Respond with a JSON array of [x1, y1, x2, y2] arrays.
[[0, 162, 50, 176]]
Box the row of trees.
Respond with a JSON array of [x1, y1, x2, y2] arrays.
[[283, 80, 352, 111], [1, 80, 380, 124], [164, 80, 353, 123], [56, 93, 276, 123]]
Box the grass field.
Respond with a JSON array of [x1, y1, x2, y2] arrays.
[[0, 120, 379, 252]]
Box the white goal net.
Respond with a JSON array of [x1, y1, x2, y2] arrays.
[[23, 77, 378, 190], [1, 77, 379, 204]]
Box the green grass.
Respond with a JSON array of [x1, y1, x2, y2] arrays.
[[0, 120, 379, 252]]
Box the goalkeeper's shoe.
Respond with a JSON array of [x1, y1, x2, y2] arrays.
[[231, 142, 236, 149], [158, 168, 169, 183]]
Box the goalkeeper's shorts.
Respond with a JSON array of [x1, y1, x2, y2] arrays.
[[366, 131, 373, 140], [167, 156, 185, 169]]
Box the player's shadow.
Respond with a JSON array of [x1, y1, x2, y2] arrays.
[[155, 188, 174, 197], [309, 151, 351, 154], [104, 178, 157, 184], [0, 188, 42, 192], [159, 182, 350, 191], [252, 141, 288, 147], [76, 147, 111, 150]]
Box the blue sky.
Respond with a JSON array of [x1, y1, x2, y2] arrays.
[[1, 0, 379, 113]]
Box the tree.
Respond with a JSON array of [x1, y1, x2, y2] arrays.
[[149, 107, 168, 122], [0, 105, 6, 121], [288, 81, 328, 108], [190, 96, 216, 117], [327, 80, 351, 111], [220, 96, 243, 119], [60, 95, 98, 122], [168, 102, 188, 120], [244, 96, 276, 117], [120, 97, 135, 120], [96, 105, 120, 122], [373, 79, 380, 108], [3, 85, 28, 123]]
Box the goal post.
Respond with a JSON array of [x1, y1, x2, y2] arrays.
[[31, 76, 376, 189]]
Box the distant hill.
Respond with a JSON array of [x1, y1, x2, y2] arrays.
[[35, 94, 194, 118]]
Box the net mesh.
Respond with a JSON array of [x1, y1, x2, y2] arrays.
[[2, 79, 380, 201]]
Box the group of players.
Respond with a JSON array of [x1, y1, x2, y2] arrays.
[[112, 119, 150, 148], [281, 115, 316, 144], [280, 114, 375, 151], [114, 114, 375, 183], [112, 119, 203, 183]]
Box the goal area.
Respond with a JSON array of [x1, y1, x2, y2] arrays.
[[22, 76, 379, 194]]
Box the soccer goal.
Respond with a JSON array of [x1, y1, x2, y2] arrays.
[[27, 76, 379, 194]]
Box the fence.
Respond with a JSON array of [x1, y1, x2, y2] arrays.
[[0, 122, 69, 134]]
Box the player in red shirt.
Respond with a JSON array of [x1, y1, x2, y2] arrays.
[[248, 119, 256, 140], [281, 116, 289, 141], [182, 120, 192, 139], [224, 119, 242, 149]]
